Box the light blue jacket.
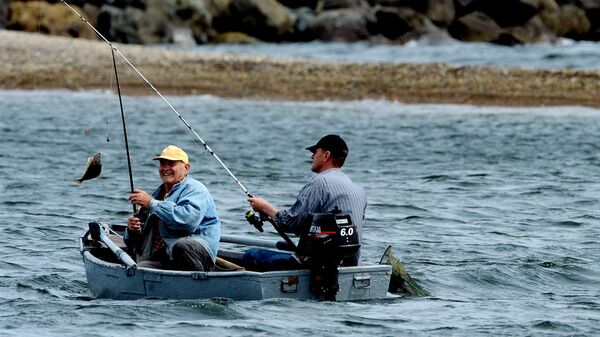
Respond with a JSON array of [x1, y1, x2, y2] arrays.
[[127, 177, 221, 262]]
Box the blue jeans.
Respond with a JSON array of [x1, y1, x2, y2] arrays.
[[242, 248, 303, 272]]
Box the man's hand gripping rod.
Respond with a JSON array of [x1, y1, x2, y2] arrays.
[[245, 209, 298, 251]]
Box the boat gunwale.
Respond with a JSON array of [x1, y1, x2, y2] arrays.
[[80, 237, 392, 278]]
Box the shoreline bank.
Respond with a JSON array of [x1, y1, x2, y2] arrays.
[[2, 30, 600, 108]]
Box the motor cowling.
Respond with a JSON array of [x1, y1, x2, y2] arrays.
[[297, 212, 360, 262], [296, 210, 361, 300]]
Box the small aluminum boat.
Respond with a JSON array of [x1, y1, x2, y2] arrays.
[[79, 224, 395, 301]]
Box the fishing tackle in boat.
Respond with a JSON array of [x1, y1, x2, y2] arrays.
[[60, 0, 252, 198], [75, 152, 102, 184]]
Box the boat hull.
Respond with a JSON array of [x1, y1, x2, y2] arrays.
[[81, 238, 393, 301]]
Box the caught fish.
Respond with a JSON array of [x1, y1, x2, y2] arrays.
[[75, 152, 102, 184], [380, 245, 430, 296]]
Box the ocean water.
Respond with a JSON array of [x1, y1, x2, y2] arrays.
[[169, 39, 600, 71], [1, 89, 599, 336]]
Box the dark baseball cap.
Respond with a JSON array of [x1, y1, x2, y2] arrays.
[[306, 134, 348, 156]]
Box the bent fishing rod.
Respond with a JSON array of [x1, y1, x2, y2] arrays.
[[61, 0, 252, 198]]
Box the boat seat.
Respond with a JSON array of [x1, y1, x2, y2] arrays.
[[215, 257, 245, 271]]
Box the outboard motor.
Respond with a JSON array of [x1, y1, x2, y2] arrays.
[[297, 208, 360, 300]]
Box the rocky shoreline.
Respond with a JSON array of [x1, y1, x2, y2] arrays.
[[2, 30, 600, 108], [2, 0, 600, 46]]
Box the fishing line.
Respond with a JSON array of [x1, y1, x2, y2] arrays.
[[105, 119, 111, 142], [61, 0, 253, 198], [33, 2, 44, 90]]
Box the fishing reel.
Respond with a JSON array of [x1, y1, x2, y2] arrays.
[[245, 210, 264, 232], [245, 210, 299, 252], [135, 207, 150, 223]]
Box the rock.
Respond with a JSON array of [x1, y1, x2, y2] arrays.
[[578, 0, 600, 40], [369, 0, 454, 28], [135, 6, 172, 44], [214, 0, 296, 41], [368, 0, 427, 12], [503, 15, 556, 43], [0, 0, 9, 28], [322, 0, 369, 10], [448, 11, 503, 42], [64, 0, 143, 9], [110, 0, 146, 9], [213, 31, 259, 43], [454, 0, 478, 17], [426, 0, 455, 27], [290, 6, 318, 41], [161, 0, 230, 44], [96, 4, 172, 44], [577, 0, 600, 10], [82, 3, 100, 26], [208, 0, 233, 17], [96, 5, 138, 43], [307, 8, 371, 41], [415, 21, 453, 43], [277, 0, 320, 9], [467, 0, 539, 27], [554, 4, 591, 39], [538, 1, 562, 34], [585, 27, 600, 40], [371, 6, 429, 40], [7, 1, 97, 39], [171, 26, 197, 45]]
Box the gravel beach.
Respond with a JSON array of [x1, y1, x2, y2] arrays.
[[2, 30, 600, 108]]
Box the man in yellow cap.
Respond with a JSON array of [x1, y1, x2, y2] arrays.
[[124, 145, 221, 271]]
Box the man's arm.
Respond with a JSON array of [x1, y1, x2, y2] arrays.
[[148, 185, 210, 233], [248, 178, 324, 234], [275, 177, 325, 234], [248, 197, 278, 219]]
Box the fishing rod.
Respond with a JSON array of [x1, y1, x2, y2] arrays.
[[61, 0, 252, 198], [111, 47, 137, 213]]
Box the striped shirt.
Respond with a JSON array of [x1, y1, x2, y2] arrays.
[[276, 168, 367, 246]]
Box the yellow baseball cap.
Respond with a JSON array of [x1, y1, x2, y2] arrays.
[[153, 145, 189, 164]]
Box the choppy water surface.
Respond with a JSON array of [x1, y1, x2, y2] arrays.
[[170, 39, 600, 70], [1, 90, 600, 336]]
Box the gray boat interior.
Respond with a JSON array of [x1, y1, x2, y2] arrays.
[[81, 229, 248, 272]]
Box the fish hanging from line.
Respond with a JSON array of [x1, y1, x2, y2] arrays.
[[75, 152, 102, 184]]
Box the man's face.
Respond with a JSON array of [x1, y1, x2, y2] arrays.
[[310, 148, 328, 173], [159, 159, 189, 186]]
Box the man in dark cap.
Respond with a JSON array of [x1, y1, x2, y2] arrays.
[[245, 134, 367, 271]]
